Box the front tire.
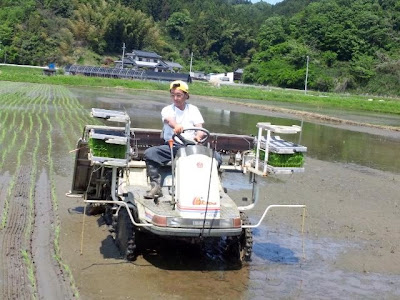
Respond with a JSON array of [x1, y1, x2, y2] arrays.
[[226, 212, 253, 265]]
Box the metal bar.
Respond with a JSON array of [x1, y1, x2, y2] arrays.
[[111, 167, 118, 201], [263, 129, 271, 174], [241, 204, 306, 228], [125, 119, 131, 165], [255, 126, 262, 170], [84, 199, 153, 227], [238, 203, 255, 211], [298, 119, 304, 145], [238, 172, 258, 210], [84, 167, 152, 227]]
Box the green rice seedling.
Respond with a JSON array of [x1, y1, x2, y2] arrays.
[[52, 85, 100, 148], [267, 152, 304, 168], [53, 225, 80, 298], [51, 87, 74, 151], [258, 149, 305, 168], [21, 249, 38, 299], [0, 113, 18, 169], [88, 138, 126, 159], [41, 93, 79, 298], [0, 89, 37, 166], [57, 86, 99, 129], [0, 93, 21, 143], [59, 89, 89, 140], [25, 100, 41, 242], [1, 129, 29, 228]]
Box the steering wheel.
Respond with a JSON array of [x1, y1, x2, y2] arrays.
[[172, 127, 210, 146]]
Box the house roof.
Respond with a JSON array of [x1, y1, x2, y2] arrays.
[[164, 61, 183, 69], [129, 50, 162, 59], [115, 57, 136, 64]]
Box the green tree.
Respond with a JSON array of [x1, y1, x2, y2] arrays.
[[350, 54, 376, 83], [166, 10, 192, 41], [258, 16, 287, 51], [103, 6, 162, 53], [69, 0, 109, 52], [323, 51, 338, 67]]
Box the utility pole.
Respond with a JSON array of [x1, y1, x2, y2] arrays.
[[121, 43, 126, 69], [305, 55, 309, 94], [189, 51, 193, 73]]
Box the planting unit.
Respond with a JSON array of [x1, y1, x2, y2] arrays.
[[247, 122, 307, 176], [87, 108, 131, 166]]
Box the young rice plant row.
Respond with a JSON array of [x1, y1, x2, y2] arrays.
[[0, 82, 93, 297]]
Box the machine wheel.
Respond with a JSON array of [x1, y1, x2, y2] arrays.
[[83, 192, 107, 216], [115, 208, 137, 261], [84, 203, 105, 216], [226, 212, 253, 265]]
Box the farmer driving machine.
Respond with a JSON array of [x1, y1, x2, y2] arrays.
[[69, 108, 307, 265]]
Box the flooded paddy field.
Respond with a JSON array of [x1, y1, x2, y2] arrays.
[[0, 81, 399, 299]]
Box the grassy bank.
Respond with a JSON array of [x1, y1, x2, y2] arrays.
[[1, 65, 400, 115]]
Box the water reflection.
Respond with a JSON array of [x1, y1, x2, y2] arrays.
[[253, 243, 299, 264], [71, 87, 400, 174], [201, 107, 400, 173]]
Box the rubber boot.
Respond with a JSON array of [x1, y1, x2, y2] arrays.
[[144, 162, 163, 200]]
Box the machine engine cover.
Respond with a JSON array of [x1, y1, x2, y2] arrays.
[[175, 146, 220, 218]]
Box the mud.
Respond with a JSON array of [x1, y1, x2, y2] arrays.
[[57, 158, 400, 299], [32, 170, 74, 300], [0, 82, 399, 299], [0, 167, 33, 300]]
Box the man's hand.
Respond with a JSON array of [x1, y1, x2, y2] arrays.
[[194, 131, 204, 143], [173, 124, 184, 134]]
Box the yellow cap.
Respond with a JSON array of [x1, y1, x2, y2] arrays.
[[169, 80, 189, 93]]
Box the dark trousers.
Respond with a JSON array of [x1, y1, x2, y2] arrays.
[[144, 144, 182, 166], [144, 144, 222, 167]]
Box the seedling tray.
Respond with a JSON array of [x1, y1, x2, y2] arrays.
[[253, 160, 305, 175], [260, 136, 307, 154]]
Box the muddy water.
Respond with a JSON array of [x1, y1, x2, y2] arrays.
[[222, 96, 400, 128], [60, 86, 400, 299], [71, 87, 400, 174]]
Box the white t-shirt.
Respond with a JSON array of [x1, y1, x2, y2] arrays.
[[161, 104, 204, 141]]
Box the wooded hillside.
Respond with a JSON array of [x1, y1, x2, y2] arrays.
[[1, 0, 399, 95]]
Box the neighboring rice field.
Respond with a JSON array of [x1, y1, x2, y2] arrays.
[[0, 81, 98, 299]]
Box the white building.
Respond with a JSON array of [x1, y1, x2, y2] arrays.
[[206, 72, 234, 84]]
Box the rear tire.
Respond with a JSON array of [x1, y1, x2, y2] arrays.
[[115, 208, 137, 261], [85, 203, 105, 216]]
